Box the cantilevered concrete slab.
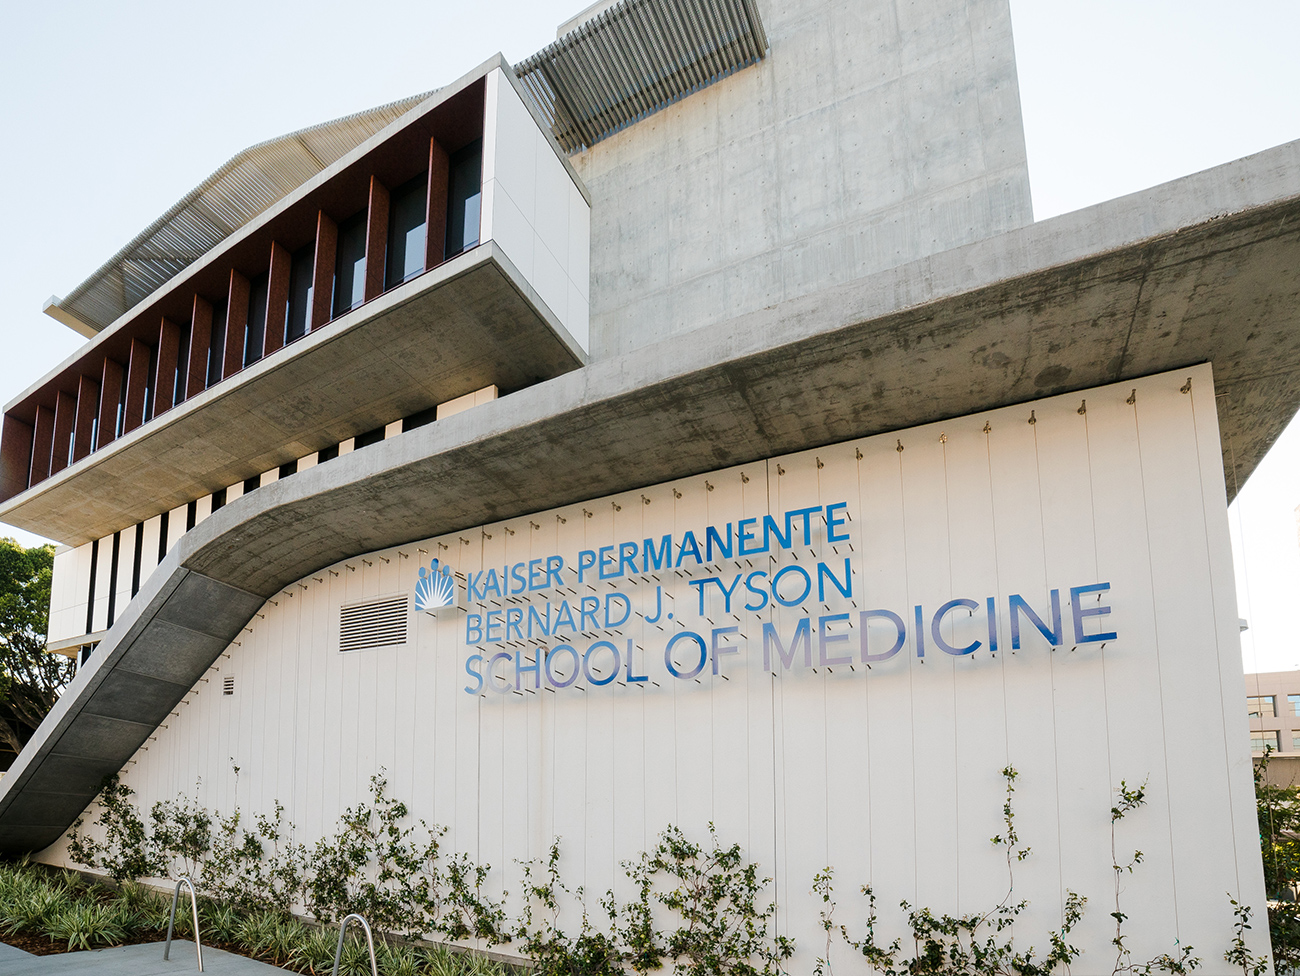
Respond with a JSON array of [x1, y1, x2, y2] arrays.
[[0, 243, 586, 546], [2, 140, 1299, 853]]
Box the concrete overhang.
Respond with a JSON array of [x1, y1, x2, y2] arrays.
[[3, 139, 1300, 852], [0, 242, 586, 546]]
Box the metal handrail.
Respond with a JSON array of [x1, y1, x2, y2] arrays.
[[332, 913, 379, 976], [163, 875, 204, 971]]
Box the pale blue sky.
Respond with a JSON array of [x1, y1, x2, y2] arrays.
[[1, 0, 1297, 668]]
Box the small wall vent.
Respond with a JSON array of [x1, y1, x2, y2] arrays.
[[340, 596, 409, 652], [222, 675, 235, 696]]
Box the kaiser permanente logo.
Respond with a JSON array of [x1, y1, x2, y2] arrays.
[[449, 501, 1120, 697], [415, 559, 458, 614]]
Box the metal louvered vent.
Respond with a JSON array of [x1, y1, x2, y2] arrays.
[[222, 675, 235, 696], [516, 0, 768, 154], [340, 596, 409, 652]]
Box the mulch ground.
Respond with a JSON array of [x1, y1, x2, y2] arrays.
[[3, 931, 71, 955]]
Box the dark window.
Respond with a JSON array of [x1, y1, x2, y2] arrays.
[[245, 272, 269, 367], [354, 427, 385, 449], [211, 487, 227, 511], [244, 475, 261, 495], [79, 643, 97, 667], [402, 405, 439, 432], [174, 321, 192, 405], [90, 415, 100, 453], [131, 522, 144, 597], [286, 245, 314, 344], [334, 210, 368, 316], [279, 459, 298, 479], [447, 140, 483, 258], [186, 500, 197, 531], [115, 374, 127, 438], [208, 298, 229, 387], [86, 539, 99, 634], [143, 345, 158, 421], [106, 531, 121, 627], [157, 510, 169, 563], [386, 174, 428, 290], [318, 444, 339, 464]]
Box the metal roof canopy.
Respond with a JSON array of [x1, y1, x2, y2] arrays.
[[516, 0, 768, 154], [50, 92, 434, 334]]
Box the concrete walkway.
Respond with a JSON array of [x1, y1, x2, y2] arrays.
[[0, 940, 289, 974]]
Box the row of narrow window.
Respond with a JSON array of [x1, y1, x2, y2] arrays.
[[46, 141, 482, 473]]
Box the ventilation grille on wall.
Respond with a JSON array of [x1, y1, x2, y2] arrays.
[[340, 596, 409, 652], [222, 675, 235, 696]]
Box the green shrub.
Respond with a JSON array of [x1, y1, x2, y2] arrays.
[[4, 880, 72, 935], [117, 879, 170, 934], [335, 933, 379, 976], [267, 916, 313, 966], [378, 939, 422, 976], [42, 900, 128, 951], [416, 944, 464, 976], [198, 898, 241, 944], [294, 925, 343, 974], [235, 907, 280, 957]]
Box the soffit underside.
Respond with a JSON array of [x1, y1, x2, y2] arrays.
[[177, 191, 1300, 594], [0, 246, 585, 546]]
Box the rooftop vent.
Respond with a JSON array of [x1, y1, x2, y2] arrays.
[[340, 596, 409, 652], [516, 0, 768, 153]]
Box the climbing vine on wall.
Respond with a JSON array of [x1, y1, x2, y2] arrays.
[[63, 767, 1267, 974]]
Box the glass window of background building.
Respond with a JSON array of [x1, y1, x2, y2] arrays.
[[1288, 693, 1300, 716], [1248, 694, 1276, 717], [1252, 731, 1281, 753]]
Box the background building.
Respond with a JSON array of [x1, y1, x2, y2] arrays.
[[1246, 670, 1300, 787]]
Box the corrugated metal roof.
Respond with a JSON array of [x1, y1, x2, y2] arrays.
[[55, 92, 434, 333], [516, 0, 767, 154]]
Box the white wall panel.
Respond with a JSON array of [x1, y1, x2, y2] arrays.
[[46, 366, 1268, 971], [89, 534, 113, 633], [482, 68, 590, 353], [47, 544, 88, 644]]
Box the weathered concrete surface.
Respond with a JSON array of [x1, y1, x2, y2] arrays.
[[577, 0, 1034, 358], [0, 243, 585, 546], [2, 941, 287, 975], [0, 555, 261, 852], [2, 139, 1300, 853]]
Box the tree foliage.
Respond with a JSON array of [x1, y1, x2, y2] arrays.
[[1255, 750, 1300, 971], [0, 536, 69, 761]]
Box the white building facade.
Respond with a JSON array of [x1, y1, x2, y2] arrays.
[[4, 0, 1298, 970]]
